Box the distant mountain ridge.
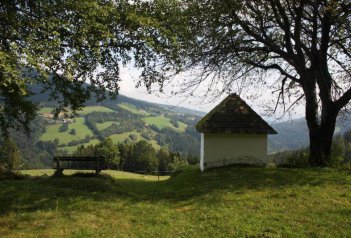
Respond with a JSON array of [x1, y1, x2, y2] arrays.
[[32, 80, 351, 155], [29, 82, 205, 117], [13, 82, 351, 167], [269, 115, 351, 153]]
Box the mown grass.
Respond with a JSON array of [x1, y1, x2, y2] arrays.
[[19, 170, 169, 181], [1, 167, 351, 237]]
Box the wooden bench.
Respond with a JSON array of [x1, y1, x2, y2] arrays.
[[53, 156, 106, 176]]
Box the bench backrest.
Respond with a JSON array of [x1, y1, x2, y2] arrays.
[[54, 156, 105, 161], [54, 156, 107, 170]]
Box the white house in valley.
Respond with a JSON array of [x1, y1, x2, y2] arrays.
[[196, 94, 277, 171]]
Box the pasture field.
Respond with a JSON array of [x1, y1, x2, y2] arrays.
[[1, 167, 351, 237], [118, 102, 148, 115], [39, 107, 54, 114], [67, 118, 94, 137], [39, 106, 115, 116], [40, 118, 93, 145], [109, 132, 161, 149], [176, 121, 188, 132], [142, 116, 187, 132], [76, 106, 115, 115], [61, 139, 101, 152], [96, 121, 119, 131]]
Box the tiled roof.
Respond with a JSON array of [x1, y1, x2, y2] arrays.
[[196, 94, 277, 134]]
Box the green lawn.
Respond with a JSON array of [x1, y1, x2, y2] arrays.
[[142, 116, 187, 132], [40, 118, 93, 145], [19, 169, 169, 181], [1, 167, 351, 237]]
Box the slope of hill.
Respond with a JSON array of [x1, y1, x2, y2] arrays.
[[8, 81, 351, 168], [1, 167, 351, 237], [3, 89, 201, 168], [269, 115, 351, 153], [38, 104, 200, 155]]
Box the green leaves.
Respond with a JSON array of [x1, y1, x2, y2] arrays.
[[0, 0, 183, 134]]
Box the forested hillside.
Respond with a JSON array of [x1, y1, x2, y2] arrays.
[[5, 90, 202, 169], [5, 83, 351, 169], [269, 116, 351, 153]]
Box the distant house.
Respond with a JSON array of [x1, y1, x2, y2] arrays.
[[196, 94, 277, 171]]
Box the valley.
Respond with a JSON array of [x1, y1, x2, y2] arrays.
[[39, 102, 199, 153]]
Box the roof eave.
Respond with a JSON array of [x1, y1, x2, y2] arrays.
[[197, 127, 278, 135]]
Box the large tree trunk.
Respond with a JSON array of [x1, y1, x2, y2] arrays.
[[319, 102, 337, 165], [304, 77, 338, 166], [307, 118, 336, 166]]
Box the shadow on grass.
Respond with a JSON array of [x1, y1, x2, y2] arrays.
[[0, 166, 349, 215]]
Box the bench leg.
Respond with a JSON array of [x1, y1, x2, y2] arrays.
[[54, 168, 64, 177], [54, 160, 64, 176]]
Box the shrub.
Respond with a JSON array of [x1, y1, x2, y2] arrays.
[[270, 149, 309, 168], [0, 139, 21, 171], [129, 134, 137, 141], [59, 123, 69, 132], [69, 129, 76, 135], [341, 161, 351, 171]]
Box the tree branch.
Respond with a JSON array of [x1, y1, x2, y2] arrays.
[[336, 86, 351, 111], [244, 60, 300, 83]]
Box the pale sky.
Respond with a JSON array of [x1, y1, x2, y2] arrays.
[[118, 65, 305, 121], [118, 66, 215, 112]]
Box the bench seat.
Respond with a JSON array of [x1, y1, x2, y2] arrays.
[[53, 156, 106, 175]]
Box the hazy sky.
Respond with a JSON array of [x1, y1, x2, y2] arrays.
[[118, 65, 220, 112], [118, 65, 305, 121]]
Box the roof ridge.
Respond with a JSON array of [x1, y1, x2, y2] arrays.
[[196, 94, 277, 134], [195, 94, 233, 131], [229, 95, 275, 131]]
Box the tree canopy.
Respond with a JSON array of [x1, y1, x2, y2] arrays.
[[0, 0, 178, 134], [3, 0, 351, 166], [167, 0, 351, 166]]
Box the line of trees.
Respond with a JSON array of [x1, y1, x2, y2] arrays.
[[0, 139, 20, 173], [72, 138, 198, 174], [272, 128, 351, 168], [84, 112, 145, 140]]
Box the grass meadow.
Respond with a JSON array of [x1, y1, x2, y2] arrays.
[[63, 139, 101, 153], [1, 166, 351, 237], [38, 107, 174, 151], [76, 106, 115, 115], [142, 116, 187, 132], [118, 103, 148, 115], [40, 118, 93, 145], [108, 132, 161, 149], [96, 121, 119, 131]]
